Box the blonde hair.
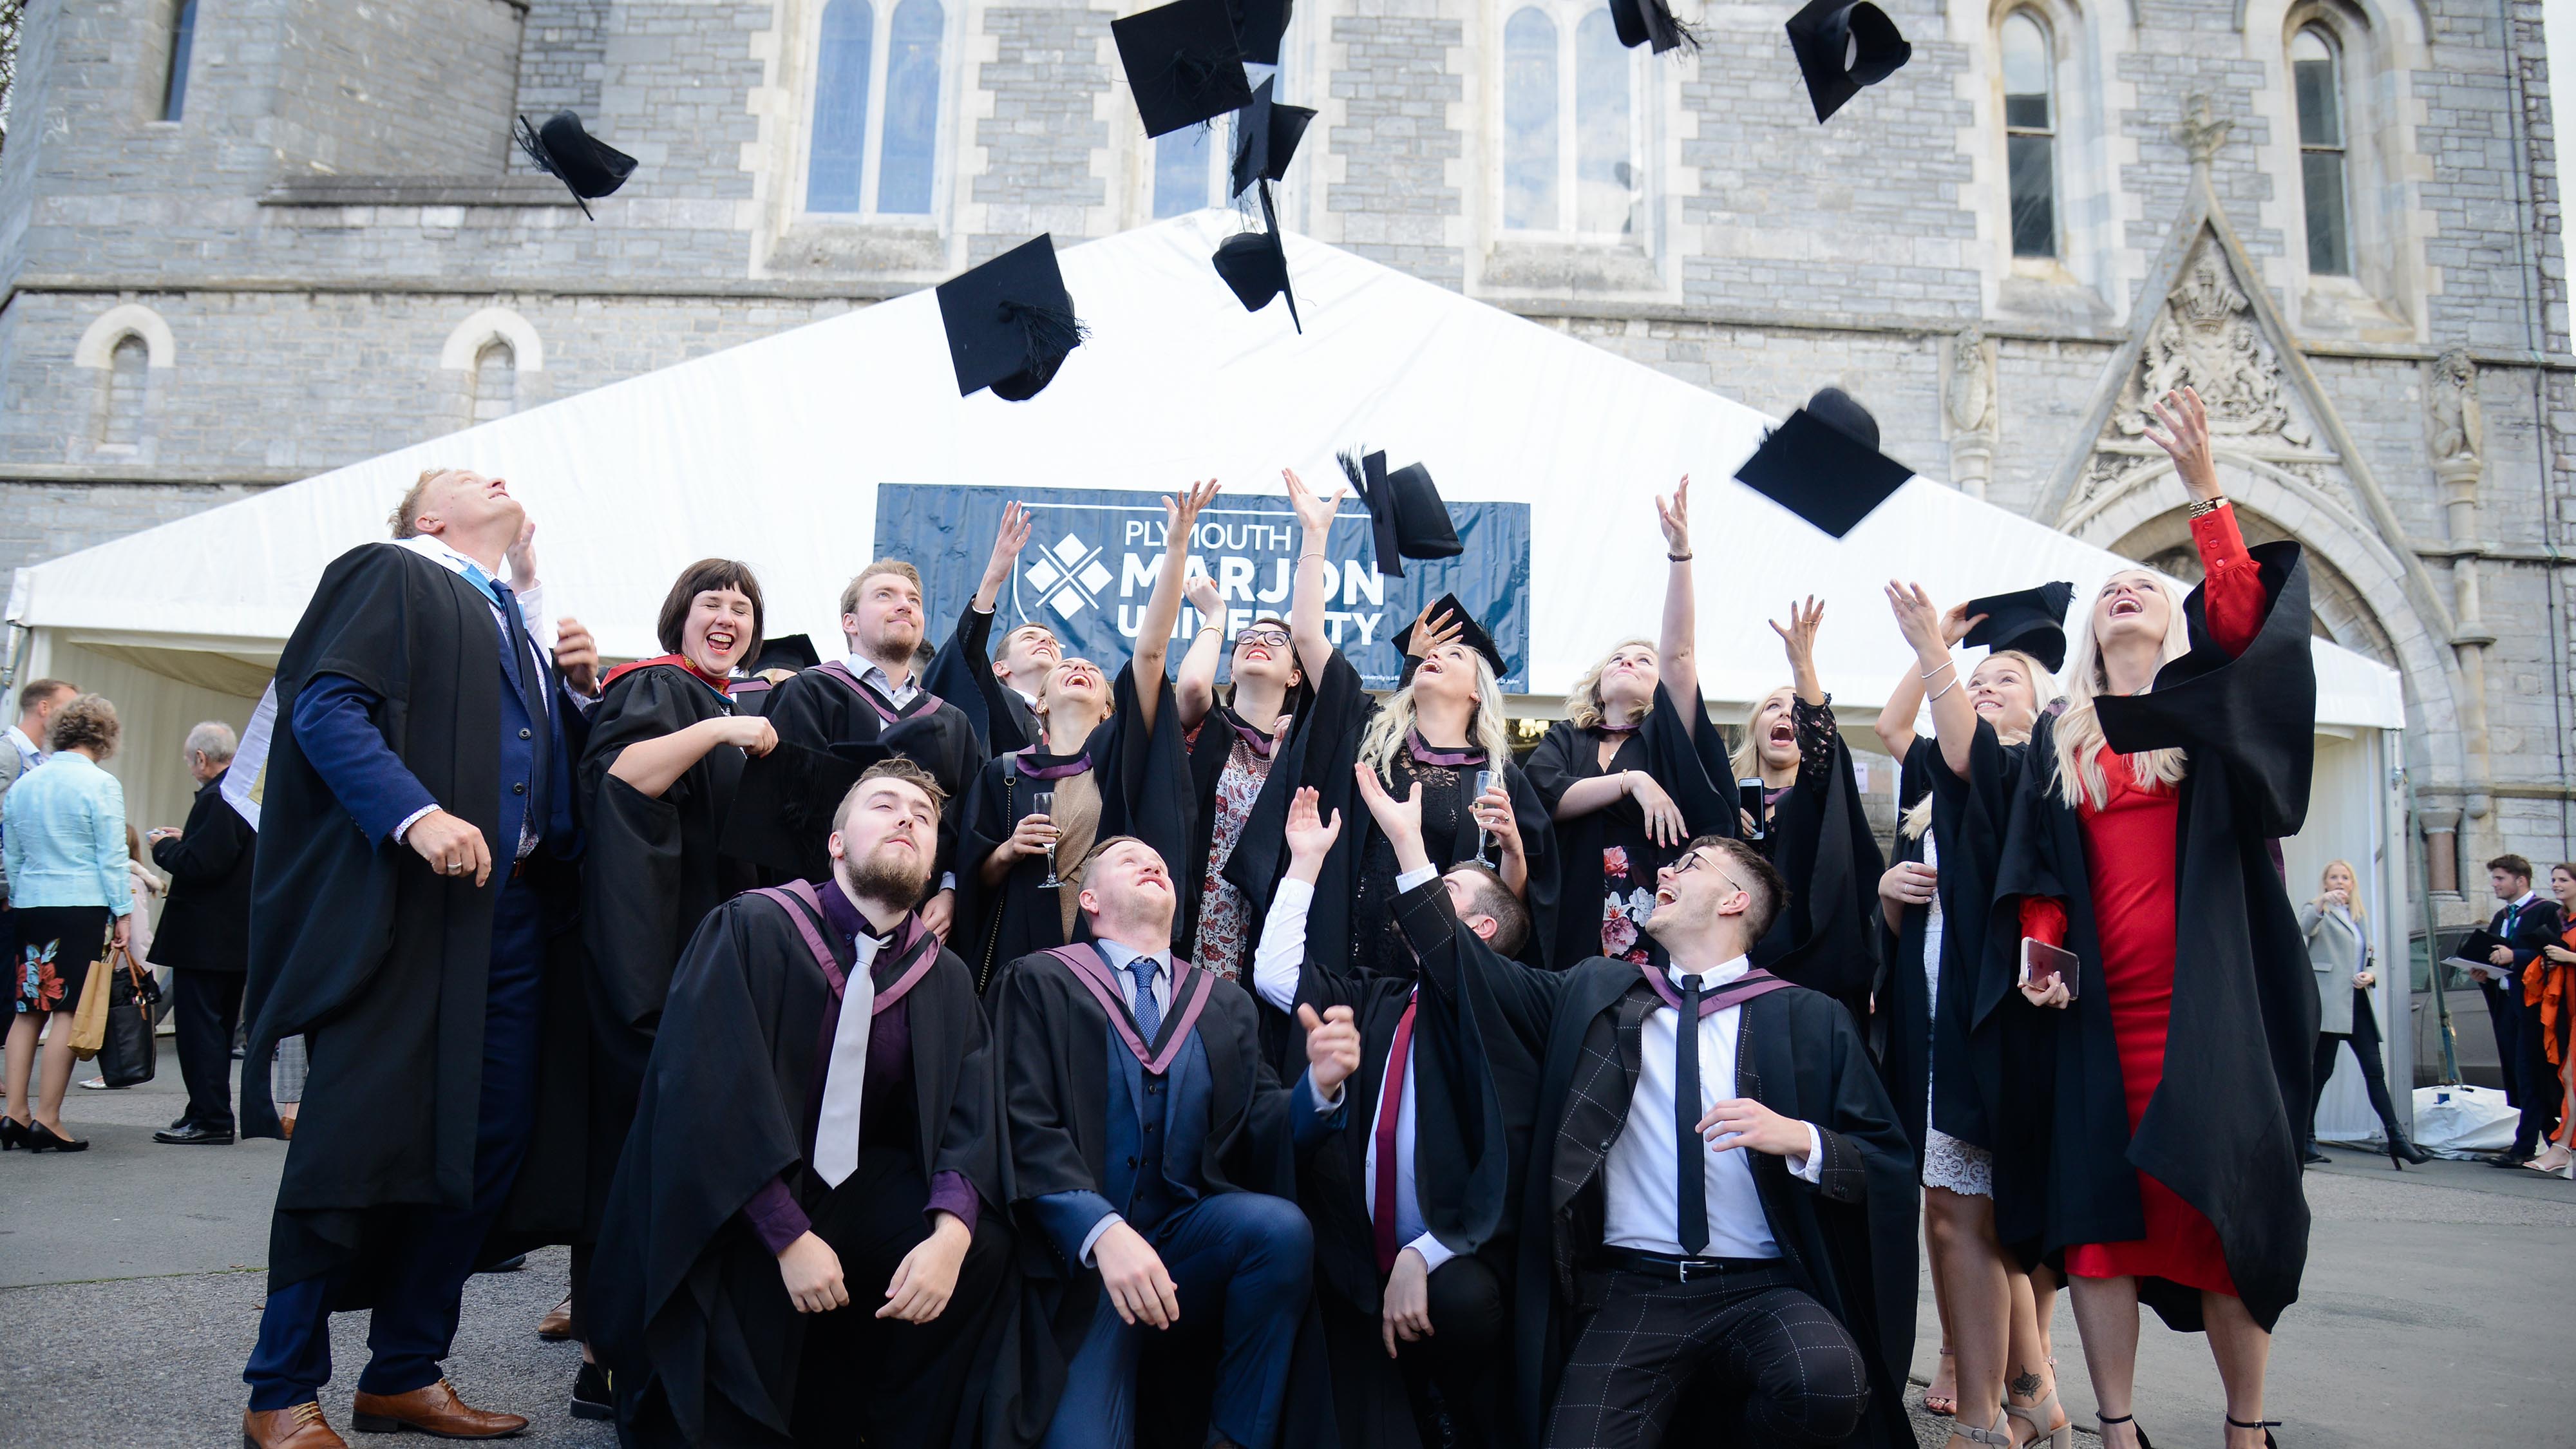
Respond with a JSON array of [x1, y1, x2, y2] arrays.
[[1359, 649, 1513, 782], [1897, 648, 2061, 841], [1729, 686, 1799, 785], [2318, 858, 2367, 925], [388, 467, 459, 538], [1566, 638, 1656, 730], [840, 560, 922, 618], [2050, 570, 2193, 811]]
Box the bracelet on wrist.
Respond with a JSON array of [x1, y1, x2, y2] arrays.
[[1919, 658, 1955, 682], [2186, 495, 2228, 520], [1667, 552, 1693, 563]]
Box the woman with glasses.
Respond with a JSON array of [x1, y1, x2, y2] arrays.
[[1173, 589, 1311, 981]]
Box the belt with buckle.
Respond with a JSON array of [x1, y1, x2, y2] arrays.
[[1600, 1248, 1779, 1283]]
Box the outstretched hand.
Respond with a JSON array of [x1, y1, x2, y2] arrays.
[[1770, 596, 1826, 704], [980, 501, 1034, 593], [1283, 786, 1343, 868], [1164, 478, 1222, 549], [1352, 761, 1424, 848], [1656, 475, 1692, 558], [1884, 582, 1955, 659], [1283, 466, 1344, 538], [2142, 386, 2221, 502], [1403, 599, 1463, 661]]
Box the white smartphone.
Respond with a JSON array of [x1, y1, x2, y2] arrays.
[[2020, 937, 2079, 999]]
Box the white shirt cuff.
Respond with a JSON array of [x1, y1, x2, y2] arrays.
[[1078, 1212, 1124, 1268], [1786, 1122, 1825, 1184], [393, 805, 439, 844], [1404, 1233, 1456, 1275], [939, 873, 957, 894], [1251, 877, 1315, 1013], [1394, 862, 1441, 893], [1306, 1068, 1344, 1113]]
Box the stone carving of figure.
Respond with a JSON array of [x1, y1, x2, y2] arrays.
[[2429, 348, 2483, 465], [1946, 327, 1994, 435]]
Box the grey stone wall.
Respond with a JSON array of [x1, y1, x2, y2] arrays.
[[1327, 13, 1463, 288]]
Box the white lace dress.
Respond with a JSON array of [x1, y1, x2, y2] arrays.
[[1919, 833, 1995, 1196]]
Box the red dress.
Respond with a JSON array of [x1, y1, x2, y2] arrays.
[[2031, 504, 2268, 1294]]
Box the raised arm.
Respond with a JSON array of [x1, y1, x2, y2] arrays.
[[1249, 786, 1342, 1014], [1130, 479, 1216, 734], [1770, 596, 1827, 708], [1871, 599, 1976, 761], [971, 502, 1033, 614], [607, 712, 776, 799], [1888, 582, 1978, 781], [1283, 467, 1341, 682], [2143, 386, 2263, 657], [1175, 574, 1227, 731], [1656, 476, 1700, 730]]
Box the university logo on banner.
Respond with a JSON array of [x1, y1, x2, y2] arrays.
[[874, 484, 1533, 692]]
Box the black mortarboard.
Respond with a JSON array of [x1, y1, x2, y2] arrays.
[[1388, 592, 1507, 679], [1212, 225, 1301, 334], [936, 235, 1086, 402], [1732, 388, 1915, 538], [1230, 77, 1316, 197], [1783, 0, 1912, 124], [750, 633, 822, 676], [514, 111, 638, 218], [1961, 582, 2075, 673], [719, 740, 890, 881], [1338, 448, 1463, 577], [1230, 0, 1293, 66], [1113, 0, 1254, 138], [1609, 0, 1697, 53]]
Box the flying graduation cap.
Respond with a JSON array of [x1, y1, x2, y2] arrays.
[[1609, 0, 1697, 53], [1213, 223, 1301, 332], [1783, 0, 1913, 123], [1339, 448, 1463, 577], [936, 235, 1087, 402], [1230, 76, 1316, 198], [1960, 581, 2076, 674], [1113, 0, 1255, 138], [515, 111, 638, 218], [1388, 591, 1508, 679], [1230, 0, 1293, 66], [1732, 386, 1915, 538]]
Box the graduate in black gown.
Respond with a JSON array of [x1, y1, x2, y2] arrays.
[[1871, 588, 2069, 1449], [1731, 599, 1884, 1026], [953, 482, 1209, 994], [1249, 786, 1526, 1449], [1228, 468, 1558, 982], [591, 759, 1019, 1448], [1528, 477, 1740, 973], [924, 500, 1053, 757], [1170, 571, 1312, 983], [763, 555, 985, 940], [991, 835, 1361, 1449], [1381, 802, 1916, 1449], [569, 558, 776, 1412]]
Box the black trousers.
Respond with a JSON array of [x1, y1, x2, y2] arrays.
[[2479, 976, 2523, 1106], [1323, 1254, 1510, 1449], [172, 968, 246, 1131], [2307, 1007, 2403, 1148], [2512, 989, 2565, 1155], [1546, 1260, 1868, 1449]]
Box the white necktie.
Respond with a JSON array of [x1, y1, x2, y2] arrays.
[[812, 933, 882, 1189]]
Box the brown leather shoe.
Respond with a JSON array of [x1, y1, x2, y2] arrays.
[[348, 1379, 527, 1438], [242, 1401, 348, 1449], [536, 1296, 573, 1341]]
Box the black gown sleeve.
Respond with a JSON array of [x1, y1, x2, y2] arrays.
[[580, 669, 729, 1032], [926, 601, 1033, 756], [1099, 663, 1201, 900]]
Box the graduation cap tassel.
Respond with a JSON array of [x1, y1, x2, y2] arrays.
[[1660, 13, 1703, 51], [515, 115, 596, 219], [998, 299, 1088, 383], [1336, 448, 1370, 498]]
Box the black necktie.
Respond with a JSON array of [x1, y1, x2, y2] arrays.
[[1676, 974, 1708, 1256]]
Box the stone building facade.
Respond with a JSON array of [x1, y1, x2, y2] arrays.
[[0, 0, 2568, 907]]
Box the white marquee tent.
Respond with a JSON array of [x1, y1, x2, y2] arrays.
[[5, 212, 2410, 1126]]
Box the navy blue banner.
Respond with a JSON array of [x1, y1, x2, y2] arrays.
[[873, 483, 1533, 691]]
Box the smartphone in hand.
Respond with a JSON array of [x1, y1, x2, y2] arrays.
[[1738, 779, 1766, 840], [2020, 937, 2079, 999]]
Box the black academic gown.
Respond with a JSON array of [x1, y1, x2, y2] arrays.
[[1526, 686, 1739, 971], [952, 665, 1197, 993], [238, 542, 589, 1291], [763, 660, 986, 889], [1754, 703, 1885, 1027], [1997, 542, 2318, 1334], [927, 600, 1041, 757], [1175, 702, 1301, 970], [990, 951, 1339, 1449], [578, 662, 759, 1233], [1472, 949, 1917, 1449], [588, 894, 1025, 1448]]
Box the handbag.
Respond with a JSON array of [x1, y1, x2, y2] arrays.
[[96, 950, 158, 1087], [65, 958, 112, 1058]]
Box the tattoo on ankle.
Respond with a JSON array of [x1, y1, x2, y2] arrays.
[[2009, 1370, 2041, 1399]]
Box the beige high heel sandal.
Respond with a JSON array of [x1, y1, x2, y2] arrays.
[[2005, 1392, 2073, 1448], [1946, 1409, 2012, 1448]]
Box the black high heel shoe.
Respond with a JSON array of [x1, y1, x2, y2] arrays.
[[2387, 1132, 2433, 1168], [2227, 1415, 2280, 1448], [2097, 1412, 2153, 1448], [27, 1121, 88, 1153], [0, 1117, 27, 1150]]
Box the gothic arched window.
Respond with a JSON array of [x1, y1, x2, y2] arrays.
[[1501, 1, 1638, 237], [102, 336, 148, 446], [2001, 11, 2056, 259], [162, 0, 198, 122], [2291, 26, 2351, 276], [806, 0, 947, 217], [472, 341, 517, 424]]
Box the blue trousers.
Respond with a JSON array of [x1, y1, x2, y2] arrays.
[[243, 875, 546, 1410], [1040, 1191, 1314, 1449]]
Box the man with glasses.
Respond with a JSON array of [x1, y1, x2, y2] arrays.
[[1354, 761, 1918, 1449]]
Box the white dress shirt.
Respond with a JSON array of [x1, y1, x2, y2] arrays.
[[1253, 865, 1455, 1273], [850, 658, 921, 711], [1602, 956, 1824, 1260], [390, 536, 574, 854]]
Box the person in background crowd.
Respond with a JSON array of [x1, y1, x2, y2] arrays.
[[236, 468, 597, 1449], [1170, 567, 1310, 983], [144, 721, 259, 1144], [923, 503, 1047, 757], [1732, 596, 1885, 1026], [2525, 864, 2576, 1177], [2, 694, 133, 1153], [570, 557, 773, 1417], [954, 484, 1207, 992], [2006, 388, 2315, 1449], [1528, 478, 1736, 973], [2298, 861, 2429, 1170], [0, 678, 79, 992], [1877, 590, 2068, 1449], [2477, 853, 2567, 1168]]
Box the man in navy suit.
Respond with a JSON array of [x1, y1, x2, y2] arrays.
[[238, 468, 600, 1449]]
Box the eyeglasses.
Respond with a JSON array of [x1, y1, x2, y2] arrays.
[[1234, 627, 1291, 649], [1669, 851, 1753, 900]]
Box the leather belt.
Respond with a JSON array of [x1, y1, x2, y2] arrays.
[[1599, 1248, 1785, 1283]]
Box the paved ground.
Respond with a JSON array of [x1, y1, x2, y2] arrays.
[[5, 1066, 2571, 1447]]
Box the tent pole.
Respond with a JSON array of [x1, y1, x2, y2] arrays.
[[2405, 768, 2462, 1085], [1, 623, 27, 693]]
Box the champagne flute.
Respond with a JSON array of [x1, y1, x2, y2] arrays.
[[1032, 790, 1061, 888], [1473, 769, 1499, 867]]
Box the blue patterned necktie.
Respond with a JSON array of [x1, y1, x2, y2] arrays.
[[1128, 955, 1162, 1042]]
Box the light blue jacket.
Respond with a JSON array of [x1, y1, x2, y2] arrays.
[[1, 753, 133, 915]]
